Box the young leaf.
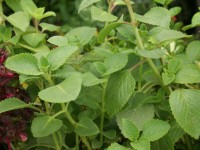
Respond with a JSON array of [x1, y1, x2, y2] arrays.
[[47, 36, 68, 46], [174, 64, 200, 84], [169, 89, 200, 139], [182, 12, 200, 30], [121, 118, 140, 141], [22, 33, 46, 47], [20, 0, 37, 16], [97, 22, 123, 43], [103, 53, 128, 75], [141, 119, 170, 141], [78, 0, 100, 13], [5, 53, 43, 75], [39, 23, 60, 32], [186, 41, 200, 62], [5, 0, 22, 12], [31, 115, 63, 137], [82, 72, 107, 86], [39, 73, 82, 103], [153, 0, 166, 5], [137, 49, 167, 59], [169, 7, 181, 17], [0, 98, 30, 113], [105, 71, 135, 117], [6, 11, 30, 32], [162, 71, 175, 85], [130, 138, 150, 150], [47, 45, 78, 71], [135, 7, 171, 28], [149, 27, 190, 43], [107, 143, 130, 150], [75, 117, 99, 136], [91, 6, 117, 22]]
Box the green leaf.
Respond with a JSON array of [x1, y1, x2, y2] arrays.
[[103, 53, 128, 75], [182, 12, 200, 30], [167, 59, 182, 73], [47, 45, 78, 71], [121, 118, 140, 141], [135, 7, 171, 28], [75, 117, 99, 136], [107, 143, 130, 150], [65, 27, 96, 45], [39, 23, 60, 32], [78, 0, 100, 13], [105, 71, 135, 117], [141, 119, 170, 141], [131, 138, 150, 150], [82, 72, 107, 86], [162, 71, 175, 85], [5, 0, 22, 12], [174, 64, 200, 84], [31, 115, 63, 137], [20, 0, 37, 16], [149, 27, 190, 43], [186, 41, 200, 61], [6, 11, 30, 32], [169, 89, 200, 139], [151, 135, 174, 150], [153, 0, 166, 5], [0, 98, 30, 113], [169, 7, 181, 17], [102, 130, 116, 139], [5, 53, 43, 75], [39, 73, 82, 103], [48, 36, 68, 46], [23, 33, 46, 47], [116, 24, 135, 41], [91, 6, 117, 22], [117, 104, 155, 131], [137, 49, 167, 59]]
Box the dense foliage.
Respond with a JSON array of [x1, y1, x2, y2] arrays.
[[0, 0, 200, 150]]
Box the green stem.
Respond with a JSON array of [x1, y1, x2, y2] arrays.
[[52, 133, 60, 150], [61, 103, 76, 125], [184, 135, 192, 150], [76, 134, 80, 150], [81, 136, 92, 150]]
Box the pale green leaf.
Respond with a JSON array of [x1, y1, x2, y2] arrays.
[[31, 115, 63, 137], [48, 36, 68, 46], [167, 59, 182, 73], [121, 118, 140, 141], [91, 6, 117, 22], [116, 24, 135, 41], [5, 53, 43, 75], [103, 53, 128, 75], [5, 0, 22, 12], [47, 45, 78, 71], [39, 23, 60, 32], [174, 64, 200, 84], [169, 89, 200, 139], [6, 11, 30, 32], [182, 12, 200, 30], [135, 7, 171, 28], [75, 117, 99, 136], [105, 71, 135, 116], [153, 0, 166, 5], [82, 72, 107, 86], [39, 73, 82, 103], [186, 41, 200, 61], [0, 98, 30, 113], [20, 0, 37, 16], [137, 49, 167, 59], [107, 143, 130, 150], [141, 119, 170, 141], [151, 135, 174, 150], [97, 22, 123, 43], [78, 0, 100, 13], [162, 71, 175, 85], [102, 130, 116, 139], [169, 7, 181, 17], [131, 138, 150, 150], [23, 33, 46, 47], [41, 11, 56, 19]]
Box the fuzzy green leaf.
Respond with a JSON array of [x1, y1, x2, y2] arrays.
[[103, 53, 128, 75], [23, 33, 46, 47], [39, 73, 82, 103], [82, 72, 107, 86], [186, 41, 200, 61], [20, 0, 37, 16], [174, 64, 200, 84], [31, 115, 63, 137], [135, 7, 171, 28], [141, 119, 170, 141], [5, 0, 22, 12], [6, 11, 30, 32], [107, 143, 130, 150], [121, 118, 140, 141], [105, 71, 135, 117], [47, 45, 78, 71], [137, 49, 167, 59], [75, 117, 99, 136], [78, 0, 100, 13], [5, 53, 43, 75], [91, 6, 117, 22], [169, 89, 200, 139], [167, 59, 182, 73], [162, 71, 175, 85], [48, 36, 68, 46], [39, 23, 60, 32], [131, 138, 150, 150], [0, 98, 30, 113], [149, 27, 190, 43]]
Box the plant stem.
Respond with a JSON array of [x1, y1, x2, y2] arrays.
[[124, 0, 170, 95], [184, 135, 192, 150], [52, 133, 60, 150], [76, 134, 80, 150], [81, 136, 92, 150], [61, 103, 76, 125]]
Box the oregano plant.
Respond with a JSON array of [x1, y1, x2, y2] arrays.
[[0, 0, 200, 150]]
